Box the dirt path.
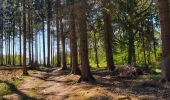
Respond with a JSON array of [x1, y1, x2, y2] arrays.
[[2, 69, 124, 100], [2, 68, 170, 100]]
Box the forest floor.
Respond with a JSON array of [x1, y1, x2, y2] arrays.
[[0, 67, 170, 100]]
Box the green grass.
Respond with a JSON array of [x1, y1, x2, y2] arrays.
[[149, 75, 160, 80], [0, 79, 21, 96], [0, 83, 12, 96], [139, 74, 160, 80]]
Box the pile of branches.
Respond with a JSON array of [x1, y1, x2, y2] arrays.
[[113, 65, 158, 77]]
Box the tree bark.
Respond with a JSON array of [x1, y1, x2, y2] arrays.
[[12, 22, 15, 65], [8, 34, 11, 65], [0, 10, 3, 65], [42, 16, 46, 66], [70, 0, 81, 75], [56, 0, 61, 67], [19, 14, 22, 66], [102, 0, 115, 71], [28, 2, 31, 65], [77, 0, 95, 82], [158, 0, 170, 81], [60, 20, 67, 70], [22, 0, 28, 75], [93, 30, 99, 68], [47, 0, 51, 67]]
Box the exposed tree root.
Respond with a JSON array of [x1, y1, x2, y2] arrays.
[[77, 75, 96, 83]]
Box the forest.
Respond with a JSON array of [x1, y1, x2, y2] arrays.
[[0, 0, 170, 100]]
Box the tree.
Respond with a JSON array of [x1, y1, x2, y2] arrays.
[[60, 19, 67, 70], [56, 0, 61, 67], [77, 0, 95, 82], [158, 0, 170, 81], [22, 0, 28, 75], [41, 0, 46, 66], [46, 0, 52, 67], [102, 0, 115, 71], [28, 0, 32, 65], [0, 6, 3, 65], [69, 0, 81, 75]]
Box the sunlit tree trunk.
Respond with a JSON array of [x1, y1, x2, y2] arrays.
[[22, 0, 28, 75]]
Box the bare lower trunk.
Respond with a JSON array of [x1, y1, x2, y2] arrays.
[[158, 0, 170, 81], [93, 31, 99, 68], [12, 19, 15, 65], [47, 0, 51, 67], [60, 20, 67, 70], [42, 17, 46, 66], [8, 35, 11, 65], [70, 0, 81, 75], [56, 0, 61, 67], [102, 0, 115, 71], [28, 4, 31, 65], [19, 17, 22, 66], [77, 0, 95, 82]]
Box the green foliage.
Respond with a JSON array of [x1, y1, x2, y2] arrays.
[[0, 79, 21, 96], [0, 83, 11, 96]]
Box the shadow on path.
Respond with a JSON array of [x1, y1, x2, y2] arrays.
[[0, 80, 37, 100]]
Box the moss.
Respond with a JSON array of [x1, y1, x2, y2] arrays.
[[0, 79, 21, 96], [0, 83, 12, 96]]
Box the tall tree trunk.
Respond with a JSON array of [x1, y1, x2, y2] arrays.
[[69, 41, 72, 68], [22, 0, 28, 75], [35, 33, 38, 64], [47, 0, 51, 67], [39, 32, 42, 65], [30, 12, 34, 64], [93, 31, 99, 68], [70, 0, 81, 75], [51, 34, 53, 65], [158, 0, 170, 81], [12, 23, 15, 65], [0, 10, 3, 65], [28, 2, 31, 65], [56, 0, 61, 67], [32, 34, 34, 63], [102, 0, 115, 71], [127, 30, 136, 66], [60, 20, 67, 70], [19, 16, 22, 66], [42, 16, 46, 66], [5, 33, 7, 65], [77, 0, 95, 82], [142, 33, 147, 65], [8, 34, 11, 65]]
